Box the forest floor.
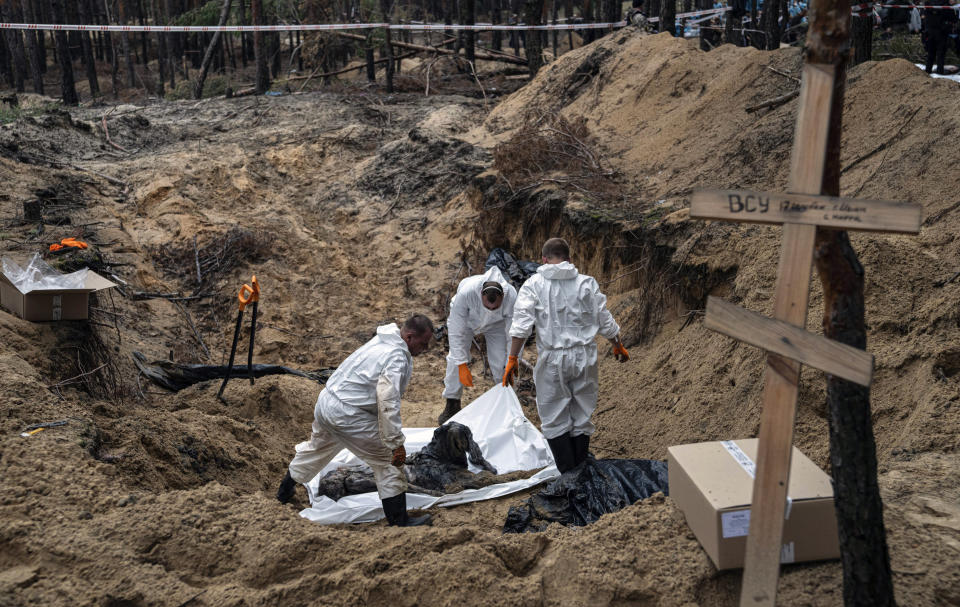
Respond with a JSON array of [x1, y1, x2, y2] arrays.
[[0, 31, 959, 607]]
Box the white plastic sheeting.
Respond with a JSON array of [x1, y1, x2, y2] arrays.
[[914, 63, 960, 83], [1, 253, 88, 293], [299, 385, 559, 524]]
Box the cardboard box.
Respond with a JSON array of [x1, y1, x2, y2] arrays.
[[667, 439, 840, 570], [0, 269, 117, 321]]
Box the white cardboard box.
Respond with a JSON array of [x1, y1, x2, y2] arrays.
[[667, 438, 840, 570]]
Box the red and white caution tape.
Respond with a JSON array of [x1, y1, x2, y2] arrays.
[[0, 20, 629, 32], [0, 7, 734, 33], [647, 6, 731, 22], [852, 2, 958, 9]]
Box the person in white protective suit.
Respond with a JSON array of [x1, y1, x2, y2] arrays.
[[276, 315, 435, 527], [437, 266, 518, 425], [502, 237, 629, 473]]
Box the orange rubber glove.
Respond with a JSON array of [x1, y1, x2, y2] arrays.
[[502, 355, 519, 387], [458, 363, 474, 388], [392, 445, 406, 467], [613, 342, 629, 362]]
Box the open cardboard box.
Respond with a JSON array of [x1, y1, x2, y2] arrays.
[[0, 269, 117, 321], [667, 438, 840, 570]]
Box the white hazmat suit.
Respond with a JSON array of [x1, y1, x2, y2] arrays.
[[509, 262, 620, 440], [287, 323, 411, 499], [442, 266, 517, 399]]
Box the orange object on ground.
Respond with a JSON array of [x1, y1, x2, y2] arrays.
[[48, 238, 89, 252]]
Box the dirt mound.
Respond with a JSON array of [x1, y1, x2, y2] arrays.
[[468, 30, 960, 463], [464, 30, 960, 605], [1, 30, 959, 607]]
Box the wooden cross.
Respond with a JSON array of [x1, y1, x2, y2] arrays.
[[690, 63, 921, 606]]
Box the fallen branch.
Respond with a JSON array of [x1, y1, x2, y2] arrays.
[[101, 108, 132, 154], [174, 301, 211, 361], [923, 199, 960, 227], [841, 106, 921, 174], [131, 291, 206, 301], [304, 48, 421, 80], [745, 89, 799, 113], [48, 363, 107, 397], [193, 235, 202, 285], [766, 65, 800, 82], [336, 32, 527, 65], [34, 153, 128, 188], [467, 60, 488, 105], [934, 269, 960, 288]]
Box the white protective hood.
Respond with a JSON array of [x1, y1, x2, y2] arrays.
[[299, 386, 558, 524]]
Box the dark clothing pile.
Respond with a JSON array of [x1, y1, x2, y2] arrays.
[[315, 422, 498, 500]]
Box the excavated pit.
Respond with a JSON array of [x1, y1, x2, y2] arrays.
[[0, 31, 958, 607]]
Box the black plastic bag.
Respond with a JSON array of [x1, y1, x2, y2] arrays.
[[485, 248, 540, 290], [503, 458, 669, 533]]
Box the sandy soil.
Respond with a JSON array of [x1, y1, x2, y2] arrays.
[[1, 31, 958, 607]]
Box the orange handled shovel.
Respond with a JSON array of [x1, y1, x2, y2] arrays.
[[217, 277, 259, 400], [246, 276, 260, 385]]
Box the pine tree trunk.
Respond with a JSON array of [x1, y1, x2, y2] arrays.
[[137, 0, 149, 65], [491, 0, 502, 51], [851, 13, 872, 66], [194, 0, 232, 99], [464, 0, 475, 65], [522, 0, 543, 76], [163, 0, 176, 88], [0, 27, 12, 87], [724, 6, 735, 44], [454, 0, 463, 58], [35, 0, 46, 71], [50, 0, 78, 104], [296, 29, 302, 72], [0, 2, 29, 92], [380, 0, 394, 92], [808, 0, 896, 602], [118, 1, 137, 88], [251, 0, 269, 93], [761, 0, 780, 49], [78, 0, 101, 98], [604, 0, 618, 29], [365, 30, 376, 81], [581, 0, 593, 43], [150, 0, 165, 96], [509, 0, 520, 52], [20, 0, 44, 94], [659, 0, 675, 35], [239, 0, 249, 67]]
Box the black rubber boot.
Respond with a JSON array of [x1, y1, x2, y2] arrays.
[[382, 493, 433, 527], [571, 434, 590, 467], [546, 433, 576, 473], [276, 470, 297, 504], [437, 398, 461, 426]]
